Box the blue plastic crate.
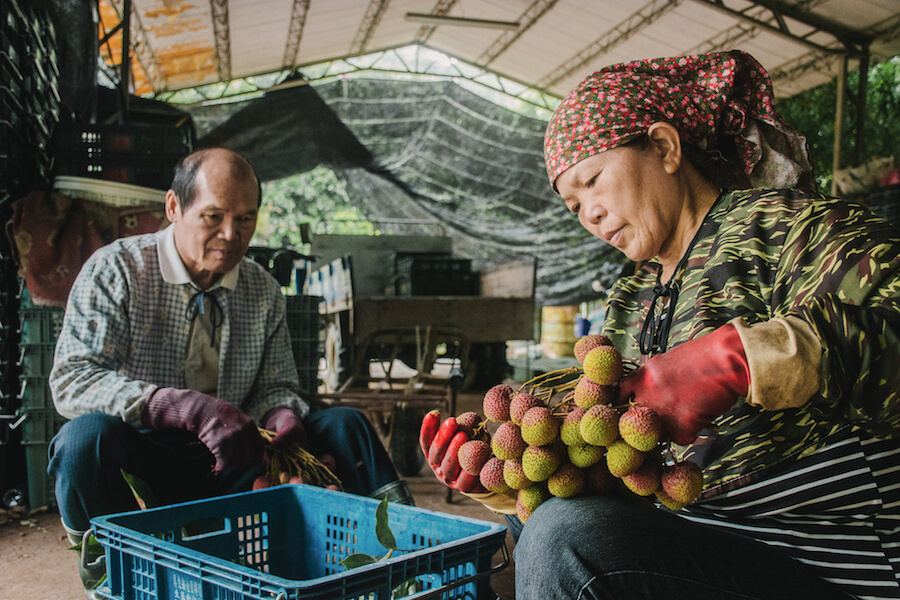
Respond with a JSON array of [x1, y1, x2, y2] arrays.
[[91, 485, 508, 600]]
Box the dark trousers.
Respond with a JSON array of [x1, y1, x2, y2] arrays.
[[49, 406, 399, 532], [511, 495, 857, 600]]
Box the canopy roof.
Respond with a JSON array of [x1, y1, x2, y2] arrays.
[[103, 0, 900, 105]]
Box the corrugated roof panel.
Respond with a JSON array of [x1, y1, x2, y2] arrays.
[[107, 0, 898, 98]]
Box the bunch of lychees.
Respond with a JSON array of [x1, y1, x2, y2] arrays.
[[453, 334, 704, 522]]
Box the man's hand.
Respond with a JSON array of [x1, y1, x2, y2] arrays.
[[261, 406, 308, 451], [142, 387, 264, 472]]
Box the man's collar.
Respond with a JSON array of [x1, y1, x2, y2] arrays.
[[157, 225, 239, 291]]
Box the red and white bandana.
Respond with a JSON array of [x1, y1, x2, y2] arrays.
[[543, 51, 813, 191]]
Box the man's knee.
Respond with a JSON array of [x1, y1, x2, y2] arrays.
[[50, 413, 132, 465]]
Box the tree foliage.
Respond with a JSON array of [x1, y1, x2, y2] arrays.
[[778, 56, 900, 192], [252, 166, 377, 250]]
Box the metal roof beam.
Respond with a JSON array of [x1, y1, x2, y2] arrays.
[[537, 0, 683, 90], [210, 0, 232, 81], [283, 0, 311, 70], [689, 0, 873, 56], [414, 0, 459, 43], [351, 0, 390, 55], [477, 0, 559, 66], [107, 0, 165, 94]]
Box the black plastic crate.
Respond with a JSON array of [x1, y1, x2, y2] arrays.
[[394, 256, 474, 296], [54, 122, 192, 156]]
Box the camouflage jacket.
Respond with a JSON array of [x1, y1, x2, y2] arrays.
[[603, 188, 900, 494]]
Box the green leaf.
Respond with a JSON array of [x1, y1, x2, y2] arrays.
[[375, 498, 397, 551], [120, 469, 159, 510], [340, 553, 382, 569]]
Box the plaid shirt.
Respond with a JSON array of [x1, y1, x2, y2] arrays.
[[50, 230, 307, 427]]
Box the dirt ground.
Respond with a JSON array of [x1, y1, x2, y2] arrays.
[[0, 391, 517, 600]]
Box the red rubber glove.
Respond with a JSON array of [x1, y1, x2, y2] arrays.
[[618, 323, 750, 445], [419, 411, 480, 492], [260, 406, 308, 451], [142, 387, 265, 472]]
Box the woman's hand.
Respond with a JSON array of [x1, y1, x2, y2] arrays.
[[618, 323, 750, 445]]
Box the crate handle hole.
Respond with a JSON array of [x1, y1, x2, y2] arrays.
[[181, 516, 231, 541]]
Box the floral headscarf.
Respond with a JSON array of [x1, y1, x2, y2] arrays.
[[543, 51, 814, 191]]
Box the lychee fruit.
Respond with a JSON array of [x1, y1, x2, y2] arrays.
[[490, 422, 526, 460], [567, 442, 604, 468], [580, 403, 619, 447], [457, 439, 491, 476], [522, 445, 561, 482], [509, 392, 543, 425], [479, 457, 511, 494], [584, 461, 616, 494], [520, 406, 560, 447], [655, 488, 689, 511], [560, 407, 586, 447], [483, 384, 513, 422], [503, 458, 532, 490], [582, 346, 624, 386], [574, 334, 613, 363], [516, 484, 550, 523], [547, 463, 586, 498], [661, 461, 704, 505], [573, 376, 615, 410], [605, 439, 645, 478], [455, 411, 481, 437], [621, 456, 662, 496], [618, 406, 662, 452]]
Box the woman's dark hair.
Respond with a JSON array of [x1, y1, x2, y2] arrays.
[[170, 148, 263, 211], [622, 130, 749, 191]]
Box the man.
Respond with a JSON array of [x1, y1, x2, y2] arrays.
[[48, 147, 411, 596]]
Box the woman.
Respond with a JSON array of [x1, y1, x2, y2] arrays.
[[423, 51, 900, 599]]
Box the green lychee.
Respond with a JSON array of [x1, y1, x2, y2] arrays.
[[573, 376, 615, 410], [457, 439, 491, 476], [618, 406, 662, 452], [479, 457, 511, 494], [490, 422, 526, 460], [621, 456, 662, 496], [509, 392, 543, 425], [605, 439, 645, 478], [580, 403, 619, 447], [547, 463, 586, 498], [655, 488, 689, 511], [661, 461, 704, 505], [582, 346, 624, 386], [520, 406, 560, 447], [567, 443, 604, 468], [483, 384, 513, 422], [503, 458, 532, 490], [516, 484, 550, 523], [574, 334, 613, 363], [522, 445, 561, 482], [560, 407, 586, 447]]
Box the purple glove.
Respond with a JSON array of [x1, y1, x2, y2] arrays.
[[142, 387, 264, 472], [260, 406, 308, 451]]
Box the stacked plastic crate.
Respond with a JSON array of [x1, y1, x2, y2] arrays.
[[284, 295, 325, 396], [1, 0, 60, 502], [16, 294, 66, 509]]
